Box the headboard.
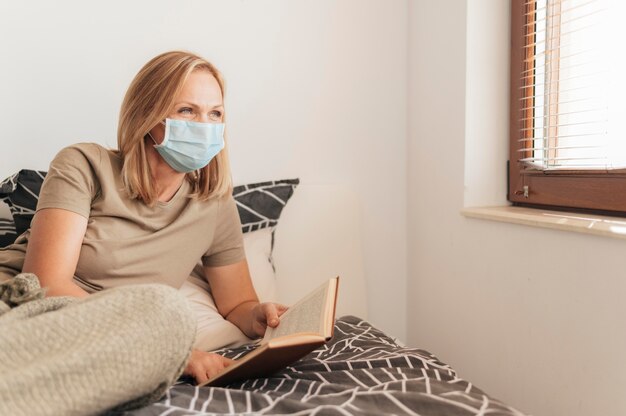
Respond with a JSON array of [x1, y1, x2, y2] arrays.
[[272, 183, 368, 319]]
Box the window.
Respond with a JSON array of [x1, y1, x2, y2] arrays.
[[509, 0, 626, 215]]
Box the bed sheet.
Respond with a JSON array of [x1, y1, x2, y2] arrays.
[[114, 316, 527, 416]]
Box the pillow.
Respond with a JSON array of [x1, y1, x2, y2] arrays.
[[233, 179, 300, 234], [0, 203, 16, 248], [0, 170, 298, 298], [0, 170, 298, 246], [0, 170, 46, 240], [0, 169, 299, 351]]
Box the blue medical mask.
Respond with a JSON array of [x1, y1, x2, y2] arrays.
[[151, 118, 225, 173]]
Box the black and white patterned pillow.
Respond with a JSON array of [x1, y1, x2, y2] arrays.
[[0, 207, 16, 248], [0, 170, 46, 247], [0, 170, 299, 247], [233, 179, 299, 234]]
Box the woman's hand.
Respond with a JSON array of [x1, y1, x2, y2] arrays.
[[183, 349, 234, 385], [250, 302, 289, 338], [204, 260, 289, 339]]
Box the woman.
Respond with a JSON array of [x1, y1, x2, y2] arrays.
[[0, 50, 286, 384]]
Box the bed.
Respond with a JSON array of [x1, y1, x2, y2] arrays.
[[116, 314, 526, 416], [0, 170, 527, 416]]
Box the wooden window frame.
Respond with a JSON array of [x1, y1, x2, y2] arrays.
[[508, 0, 626, 216]]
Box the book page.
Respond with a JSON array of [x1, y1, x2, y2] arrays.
[[263, 282, 328, 342]]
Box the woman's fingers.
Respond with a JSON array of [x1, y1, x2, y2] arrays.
[[204, 355, 232, 378], [184, 349, 233, 384], [265, 303, 279, 327], [264, 303, 288, 327], [276, 303, 289, 316], [251, 302, 290, 336]]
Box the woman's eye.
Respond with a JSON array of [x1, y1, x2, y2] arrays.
[[210, 110, 222, 119], [178, 108, 193, 115]]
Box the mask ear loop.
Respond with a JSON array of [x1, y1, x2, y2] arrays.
[[147, 132, 159, 145], [147, 120, 167, 145]]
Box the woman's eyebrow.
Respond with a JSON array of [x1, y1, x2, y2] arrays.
[[173, 101, 224, 109]]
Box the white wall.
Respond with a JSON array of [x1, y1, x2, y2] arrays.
[[0, 0, 407, 340], [11, 1, 623, 414], [409, 1, 626, 416]]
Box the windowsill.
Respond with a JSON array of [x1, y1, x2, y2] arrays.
[[461, 205, 626, 240]]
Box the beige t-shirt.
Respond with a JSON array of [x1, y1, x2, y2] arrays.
[[0, 143, 245, 292]]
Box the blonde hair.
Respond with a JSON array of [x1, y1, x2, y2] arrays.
[[117, 50, 232, 205]]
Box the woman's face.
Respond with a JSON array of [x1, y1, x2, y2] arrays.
[[149, 70, 224, 144]]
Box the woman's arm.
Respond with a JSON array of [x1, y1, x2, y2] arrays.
[[22, 208, 89, 298], [204, 259, 287, 338]]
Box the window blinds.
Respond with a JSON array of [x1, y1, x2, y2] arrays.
[[518, 0, 625, 170]]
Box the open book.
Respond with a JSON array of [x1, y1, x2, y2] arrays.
[[200, 276, 339, 387]]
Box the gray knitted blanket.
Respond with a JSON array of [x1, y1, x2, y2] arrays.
[[0, 273, 196, 416]]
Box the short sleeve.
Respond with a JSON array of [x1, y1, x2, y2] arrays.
[[37, 145, 100, 219], [202, 195, 246, 267]]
